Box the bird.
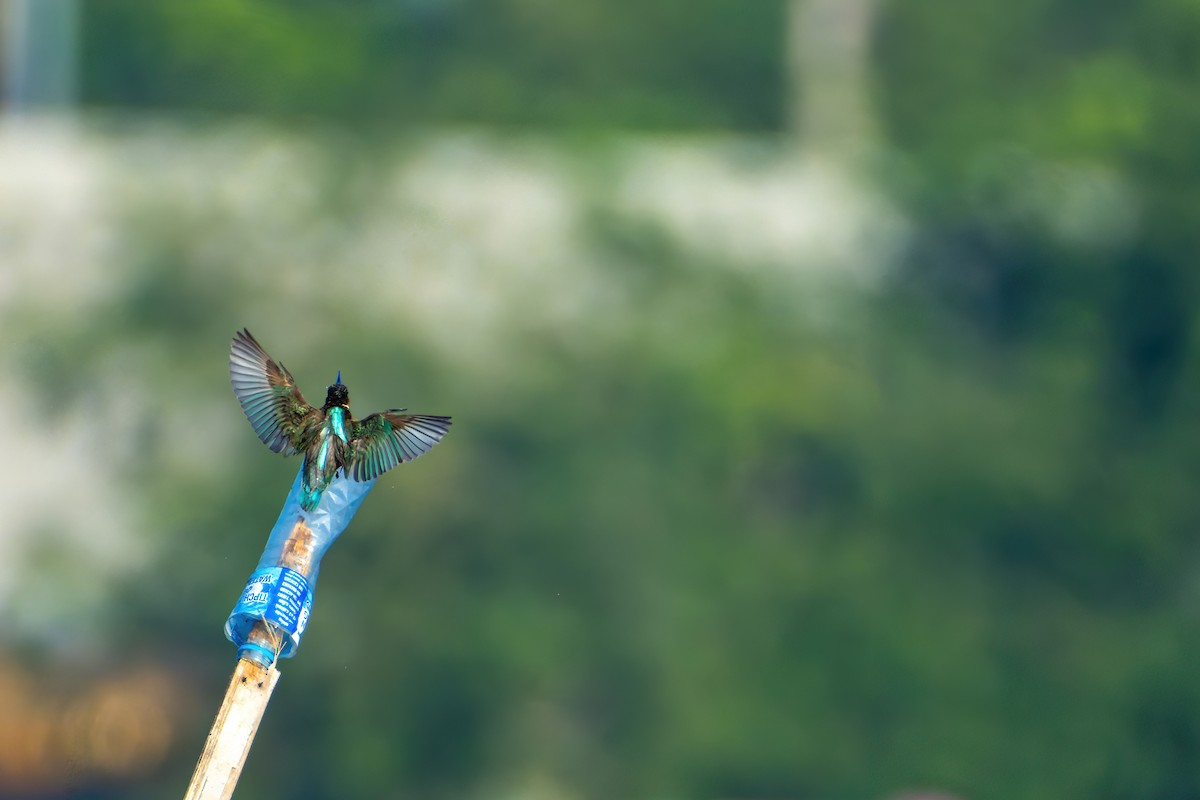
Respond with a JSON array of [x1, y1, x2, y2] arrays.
[[229, 328, 451, 511]]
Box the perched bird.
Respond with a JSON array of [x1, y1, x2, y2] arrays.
[[229, 328, 451, 511]]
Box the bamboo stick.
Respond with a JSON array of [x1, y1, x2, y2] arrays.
[[184, 519, 318, 799], [182, 658, 280, 800]]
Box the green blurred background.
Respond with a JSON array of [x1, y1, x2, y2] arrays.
[[1, 1, 1198, 798]]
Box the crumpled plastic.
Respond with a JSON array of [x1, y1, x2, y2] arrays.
[[225, 467, 376, 662]]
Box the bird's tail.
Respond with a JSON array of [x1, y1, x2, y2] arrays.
[[300, 488, 322, 512]]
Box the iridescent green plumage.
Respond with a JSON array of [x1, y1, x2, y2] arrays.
[[230, 329, 451, 511]]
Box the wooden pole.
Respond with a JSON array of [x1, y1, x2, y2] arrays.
[[183, 658, 281, 800], [184, 519, 318, 799]]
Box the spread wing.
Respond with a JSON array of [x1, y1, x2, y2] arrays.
[[347, 411, 452, 481], [229, 328, 319, 455]]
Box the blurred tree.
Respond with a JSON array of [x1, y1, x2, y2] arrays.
[[79, 0, 785, 130]]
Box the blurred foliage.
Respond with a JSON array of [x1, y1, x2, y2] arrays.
[[79, 0, 785, 130], [4, 0, 1200, 799]]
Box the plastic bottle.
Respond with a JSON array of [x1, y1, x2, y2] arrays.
[[225, 469, 376, 667]]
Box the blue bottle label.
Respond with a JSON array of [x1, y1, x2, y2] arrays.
[[225, 567, 314, 658]]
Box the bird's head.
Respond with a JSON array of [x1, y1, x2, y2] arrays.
[[324, 372, 349, 409]]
